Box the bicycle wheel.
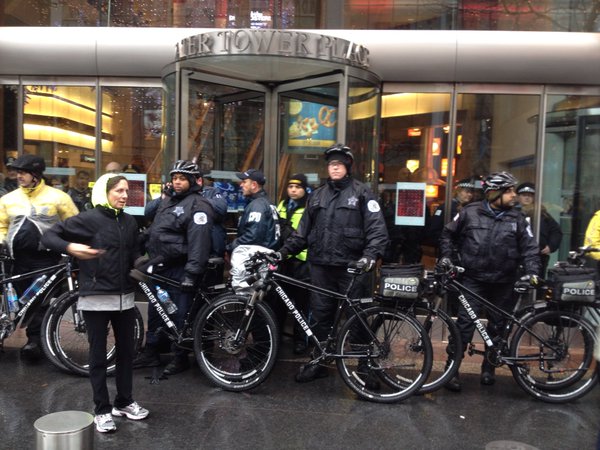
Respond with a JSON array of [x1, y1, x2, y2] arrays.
[[414, 306, 461, 394], [336, 306, 432, 403], [41, 291, 75, 373], [509, 309, 598, 403], [45, 291, 144, 376], [194, 295, 279, 391]]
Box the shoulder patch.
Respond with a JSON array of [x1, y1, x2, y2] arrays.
[[367, 199, 380, 213], [193, 212, 208, 225]]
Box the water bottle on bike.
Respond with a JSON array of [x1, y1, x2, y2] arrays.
[[19, 274, 48, 305], [6, 282, 19, 318], [155, 286, 178, 314]]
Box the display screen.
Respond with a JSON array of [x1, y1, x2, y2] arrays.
[[395, 182, 426, 226]]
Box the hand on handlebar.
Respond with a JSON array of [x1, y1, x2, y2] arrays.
[[349, 257, 376, 273], [181, 274, 196, 292], [514, 274, 539, 293], [436, 257, 454, 272]]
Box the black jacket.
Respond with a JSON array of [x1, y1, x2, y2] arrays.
[[41, 206, 140, 296], [283, 177, 388, 266], [439, 201, 541, 283], [229, 189, 279, 251], [145, 185, 214, 278], [145, 185, 227, 258]]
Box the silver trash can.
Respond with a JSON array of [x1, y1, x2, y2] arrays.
[[34, 411, 94, 450]]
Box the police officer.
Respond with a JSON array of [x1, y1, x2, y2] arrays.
[[516, 182, 562, 277], [438, 171, 541, 391], [276, 173, 310, 354], [429, 178, 475, 249], [279, 144, 388, 383], [227, 169, 279, 252], [133, 160, 214, 375]]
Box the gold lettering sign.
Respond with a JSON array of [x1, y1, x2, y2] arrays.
[[176, 29, 369, 69]]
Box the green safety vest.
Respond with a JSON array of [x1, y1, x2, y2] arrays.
[[277, 200, 307, 262]]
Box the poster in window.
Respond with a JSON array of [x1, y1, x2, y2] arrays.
[[287, 99, 337, 152], [395, 182, 426, 226], [122, 173, 147, 216]]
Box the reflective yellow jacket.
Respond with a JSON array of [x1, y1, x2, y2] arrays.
[[277, 199, 307, 262], [0, 180, 79, 256], [584, 210, 600, 261]]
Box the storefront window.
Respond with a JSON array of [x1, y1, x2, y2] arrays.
[[346, 77, 380, 186], [380, 90, 452, 265], [23, 84, 97, 193], [100, 85, 163, 200], [277, 83, 340, 200], [380, 88, 540, 267], [543, 94, 600, 264]]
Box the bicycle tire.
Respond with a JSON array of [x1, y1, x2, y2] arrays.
[[509, 309, 598, 403], [39, 276, 77, 373], [336, 306, 433, 403], [414, 306, 461, 394], [45, 291, 144, 377], [193, 294, 279, 391]]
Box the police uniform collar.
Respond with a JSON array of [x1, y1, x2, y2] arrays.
[[327, 175, 352, 191]]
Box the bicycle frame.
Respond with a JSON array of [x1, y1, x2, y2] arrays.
[[0, 257, 76, 328], [244, 268, 379, 361], [443, 273, 570, 365], [137, 268, 223, 348]]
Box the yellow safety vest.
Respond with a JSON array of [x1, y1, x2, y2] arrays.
[[277, 200, 307, 262]]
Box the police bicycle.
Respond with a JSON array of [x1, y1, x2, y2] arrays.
[[193, 251, 433, 404], [40, 259, 145, 376], [436, 263, 598, 403], [44, 257, 226, 377], [376, 265, 462, 394], [0, 251, 76, 371]]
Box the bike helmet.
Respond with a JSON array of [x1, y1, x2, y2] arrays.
[[324, 144, 354, 172], [483, 171, 518, 193], [169, 160, 202, 187]]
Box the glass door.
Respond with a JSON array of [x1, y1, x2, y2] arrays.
[[544, 98, 600, 262]]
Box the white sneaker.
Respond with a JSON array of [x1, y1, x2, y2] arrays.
[[111, 401, 149, 420], [94, 413, 117, 433]]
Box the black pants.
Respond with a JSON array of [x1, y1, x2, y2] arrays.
[[145, 264, 193, 357], [455, 277, 515, 356], [309, 264, 369, 342], [13, 252, 61, 340], [83, 308, 136, 415]]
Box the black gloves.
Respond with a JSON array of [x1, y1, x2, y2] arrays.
[[514, 274, 539, 293], [181, 275, 196, 292], [351, 257, 376, 273], [274, 247, 289, 262], [436, 257, 454, 272]]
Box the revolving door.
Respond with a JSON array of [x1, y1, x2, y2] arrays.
[[162, 30, 381, 203]]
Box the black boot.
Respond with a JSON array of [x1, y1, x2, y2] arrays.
[[132, 346, 160, 369], [445, 375, 462, 392], [295, 364, 328, 382], [20, 338, 42, 361], [480, 360, 496, 386], [444, 356, 462, 392], [162, 354, 190, 376]]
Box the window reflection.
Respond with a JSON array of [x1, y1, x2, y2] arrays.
[[3, 1, 598, 32], [100, 86, 163, 190], [23, 84, 97, 192], [544, 94, 600, 265]]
